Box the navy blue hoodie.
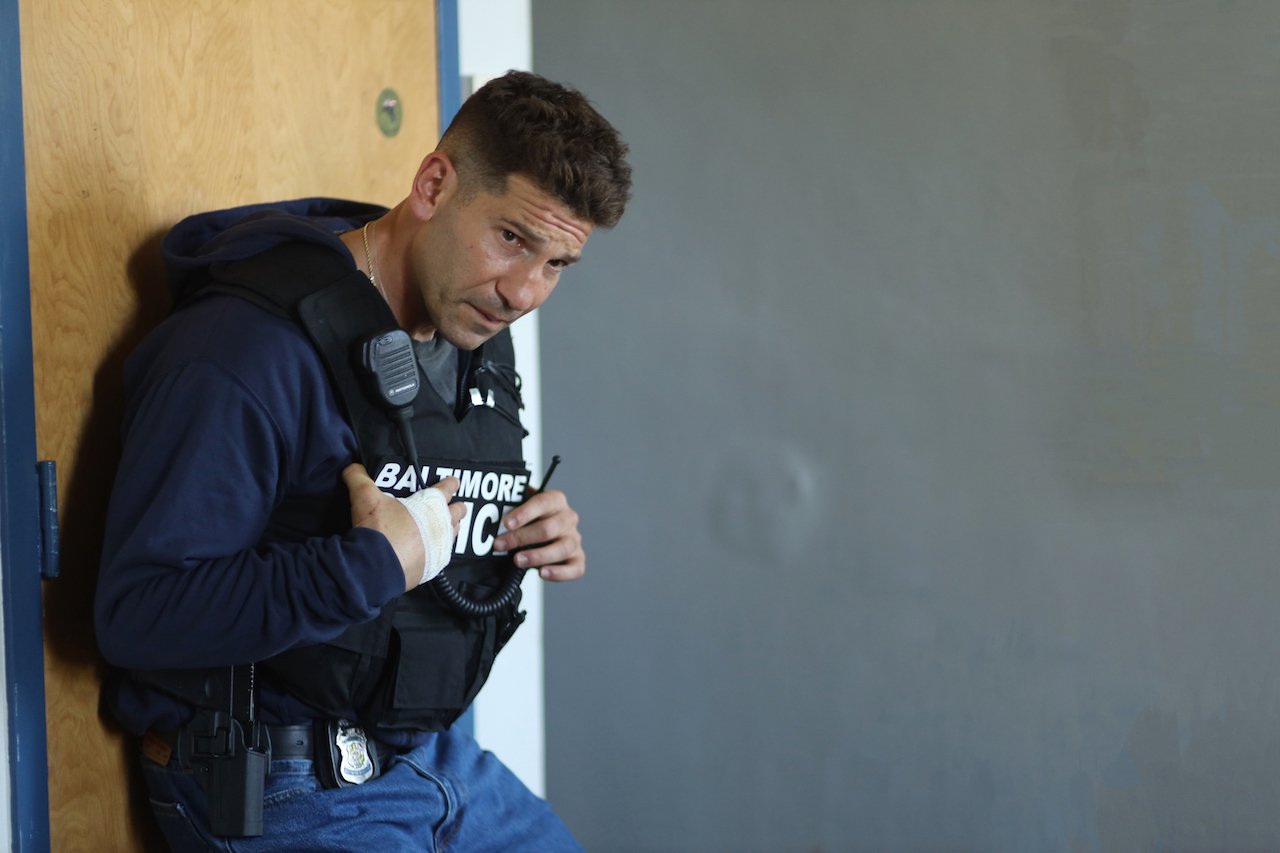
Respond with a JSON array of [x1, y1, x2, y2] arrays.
[[95, 198, 410, 734]]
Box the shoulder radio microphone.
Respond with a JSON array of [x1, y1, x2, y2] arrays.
[[361, 329, 420, 463]]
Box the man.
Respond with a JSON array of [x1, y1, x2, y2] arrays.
[[94, 70, 631, 851]]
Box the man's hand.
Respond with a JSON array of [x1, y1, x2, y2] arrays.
[[495, 489, 585, 581], [344, 463, 465, 589]]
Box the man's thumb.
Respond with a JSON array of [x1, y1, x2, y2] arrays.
[[342, 463, 371, 490]]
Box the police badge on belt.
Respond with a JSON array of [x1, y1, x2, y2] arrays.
[[315, 719, 380, 788]]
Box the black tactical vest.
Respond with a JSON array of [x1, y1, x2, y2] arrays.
[[140, 241, 529, 732]]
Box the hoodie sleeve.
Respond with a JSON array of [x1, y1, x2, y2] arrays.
[[94, 296, 405, 670]]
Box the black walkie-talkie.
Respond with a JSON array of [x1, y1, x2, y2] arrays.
[[361, 329, 420, 463]]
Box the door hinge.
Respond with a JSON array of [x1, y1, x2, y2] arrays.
[[36, 460, 59, 579]]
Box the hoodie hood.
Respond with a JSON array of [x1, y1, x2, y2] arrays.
[[162, 197, 388, 304]]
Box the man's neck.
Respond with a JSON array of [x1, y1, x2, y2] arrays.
[[339, 204, 436, 341]]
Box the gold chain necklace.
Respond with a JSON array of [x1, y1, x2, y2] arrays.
[[362, 221, 388, 302]]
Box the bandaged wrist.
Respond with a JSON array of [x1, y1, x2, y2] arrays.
[[396, 487, 454, 585]]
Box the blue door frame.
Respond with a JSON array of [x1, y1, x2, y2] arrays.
[[0, 2, 459, 848], [1, 0, 52, 847]]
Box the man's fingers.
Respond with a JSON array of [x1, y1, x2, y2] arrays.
[[497, 507, 578, 554], [430, 478, 464, 535], [512, 535, 582, 570], [533, 549, 586, 583], [501, 488, 567, 532], [431, 476, 461, 501]]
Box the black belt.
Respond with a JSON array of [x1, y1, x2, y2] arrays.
[[265, 724, 399, 768], [152, 723, 395, 766], [264, 724, 314, 759]]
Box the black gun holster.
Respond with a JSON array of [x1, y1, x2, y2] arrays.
[[138, 664, 270, 837], [174, 709, 270, 837]]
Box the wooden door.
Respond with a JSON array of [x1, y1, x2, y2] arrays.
[[19, 2, 439, 848]]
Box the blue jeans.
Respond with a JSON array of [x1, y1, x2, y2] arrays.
[[142, 728, 582, 852]]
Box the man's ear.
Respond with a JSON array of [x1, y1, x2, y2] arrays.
[[408, 151, 458, 220]]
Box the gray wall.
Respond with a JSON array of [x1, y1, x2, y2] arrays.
[[532, 3, 1280, 850]]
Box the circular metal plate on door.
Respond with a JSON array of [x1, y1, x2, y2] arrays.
[[377, 88, 403, 137]]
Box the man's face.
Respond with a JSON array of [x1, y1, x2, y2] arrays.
[[409, 173, 593, 350]]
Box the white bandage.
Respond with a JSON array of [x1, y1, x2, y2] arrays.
[[396, 487, 454, 585]]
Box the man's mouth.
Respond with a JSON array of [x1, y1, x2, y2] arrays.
[[471, 304, 510, 327]]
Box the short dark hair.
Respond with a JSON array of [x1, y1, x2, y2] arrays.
[[439, 70, 632, 229]]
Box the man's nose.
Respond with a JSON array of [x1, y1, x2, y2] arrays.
[[497, 265, 543, 313]]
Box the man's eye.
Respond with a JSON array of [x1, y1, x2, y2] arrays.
[[500, 229, 519, 244]]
